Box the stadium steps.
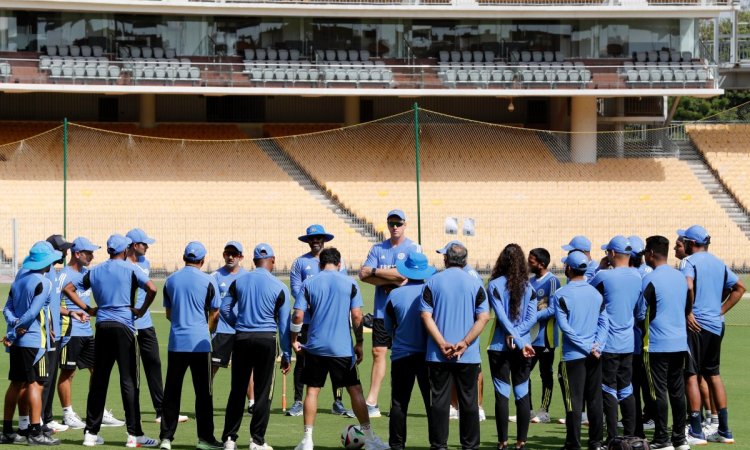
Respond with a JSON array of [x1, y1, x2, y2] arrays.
[[677, 141, 750, 238], [254, 138, 382, 243]]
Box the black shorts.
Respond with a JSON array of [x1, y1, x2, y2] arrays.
[[686, 325, 724, 377], [9, 347, 48, 384], [60, 336, 96, 370], [211, 333, 235, 368], [302, 353, 360, 388], [372, 318, 392, 349]]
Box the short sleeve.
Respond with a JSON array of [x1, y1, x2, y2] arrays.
[[133, 266, 149, 289], [420, 285, 434, 313], [725, 266, 739, 290], [363, 245, 379, 269], [162, 283, 172, 309], [475, 286, 489, 315], [681, 259, 695, 279], [209, 278, 221, 310], [350, 282, 364, 309], [294, 284, 309, 312]]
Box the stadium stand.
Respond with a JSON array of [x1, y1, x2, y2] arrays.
[[687, 123, 750, 213]]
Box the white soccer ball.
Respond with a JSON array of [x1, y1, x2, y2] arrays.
[[340, 424, 365, 449]]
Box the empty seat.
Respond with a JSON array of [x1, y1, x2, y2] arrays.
[[279, 49, 289, 61], [266, 49, 277, 61], [647, 51, 658, 62], [650, 69, 661, 81], [682, 51, 692, 62], [627, 70, 639, 82], [532, 51, 543, 62], [662, 69, 674, 82], [450, 51, 461, 63], [659, 50, 669, 62], [153, 47, 164, 59], [484, 50, 495, 62], [142, 47, 153, 58], [337, 50, 347, 61], [457, 71, 469, 82], [47, 45, 58, 56], [97, 66, 108, 78], [189, 67, 200, 79], [556, 70, 568, 81], [81, 46, 92, 57], [439, 51, 449, 63], [256, 49, 267, 60], [697, 69, 708, 82], [290, 49, 300, 61], [473, 51, 484, 63], [462, 51, 472, 62], [325, 50, 336, 61], [569, 70, 580, 82], [92, 46, 104, 58], [544, 51, 554, 62], [58, 46, 69, 57], [521, 51, 532, 62], [674, 70, 686, 83], [130, 46, 141, 58], [670, 51, 681, 62], [165, 48, 176, 59], [245, 49, 255, 60]]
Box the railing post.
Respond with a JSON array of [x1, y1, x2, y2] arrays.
[[414, 102, 422, 245]]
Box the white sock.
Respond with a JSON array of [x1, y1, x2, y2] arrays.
[[63, 406, 73, 414], [18, 416, 29, 430], [360, 422, 373, 440], [712, 414, 719, 425], [248, 400, 255, 407], [303, 425, 313, 440]]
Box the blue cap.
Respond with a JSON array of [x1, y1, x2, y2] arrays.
[[224, 241, 244, 254], [184, 241, 207, 262], [601, 235, 632, 254], [628, 235, 645, 256], [562, 235, 591, 252], [253, 243, 275, 259], [387, 209, 406, 221], [126, 228, 156, 245], [71, 237, 100, 253], [298, 224, 334, 243], [22, 241, 63, 270], [436, 240, 465, 254], [677, 225, 710, 245], [396, 252, 437, 280], [561, 251, 590, 271], [107, 234, 132, 255]]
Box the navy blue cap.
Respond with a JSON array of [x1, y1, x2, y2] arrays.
[[677, 225, 710, 245], [71, 237, 100, 253], [396, 252, 437, 280], [601, 235, 632, 254], [387, 209, 406, 221], [126, 228, 156, 245], [106, 234, 132, 255], [224, 241, 244, 254], [561, 251, 590, 271], [253, 243, 275, 259], [436, 240, 465, 254], [184, 241, 207, 262], [46, 235, 73, 252], [298, 224, 334, 243], [562, 235, 591, 252]]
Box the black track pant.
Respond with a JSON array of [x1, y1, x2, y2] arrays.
[[85, 322, 143, 436], [160, 352, 214, 442], [529, 346, 555, 413], [632, 352, 657, 438], [559, 356, 603, 450], [389, 353, 431, 450], [293, 325, 341, 403], [488, 350, 532, 444], [427, 362, 480, 450], [41, 342, 60, 424], [222, 332, 277, 445], [601, 352, 636, 441], [137, 327, 164, 417], [645, 351, 688, 447]]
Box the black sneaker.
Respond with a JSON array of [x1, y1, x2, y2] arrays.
[[247, 404, 255, 416], [0, 432, 25, 444], [26, 433, 60, 446], [649, 442, 674, 450]]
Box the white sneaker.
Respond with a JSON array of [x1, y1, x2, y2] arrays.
[[478, 407, 486, 422], [449, 405, 459, 420], [643, 419, 655, 430], [160, 439, 171, 450], [558, 417, 566, 424], [581, 412, 589, 426], [83, 431, 104, 447], [102, 409, 125, 427], [294, 437, 313, 450], [250, 443, 274, 450], [509, 415, 518, 423], [63, 411, 86, 429], [45, 420, 69, 433], [366, 403, 381, 418], [364, 435, 389, 450], [706, 429, 735, 444], [223, 437, 237, 450], [531, 411, 551, 424], [127, 435, 159, 448], [154, 415, 189, 424], [686, 430, 708, 446]]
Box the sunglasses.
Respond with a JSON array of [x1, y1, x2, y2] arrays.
[[388, 221, 405, 228], [223, 251, 241, 257]]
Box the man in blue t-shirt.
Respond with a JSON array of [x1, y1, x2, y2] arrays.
[[63, 233, 159, 448], [220, 244, 291, 450], [554, 250, 608, 450], [292, 248, 388, 450], [636, 236, 689, 450], [288, 225, 350, 418], [383, 251, 436, 450], [678, 225, 745, 445], [359, 209, 421, 418], [562, 236, 598, 281], [589, 235, 642, 442], [159, 242, 222, 450], [420, 242, 490, 450]]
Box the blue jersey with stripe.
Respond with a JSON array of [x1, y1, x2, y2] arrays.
[[636, 264, 688, 353], [211, 266, 248, 335], [384, 282, 428, 361], [290, 252, 347, 324], [530, 272, 560, 348], [363, 238, 421, 318], [487, 276, 537, 351], [553, 280, 608, 361], [681, 251, 739, 336], [589, 267, 642, 354], [6, 271, 52, 351], [164, 266, 220, 353], [58, 266, 93, 339], [132, 257, 154, 330]]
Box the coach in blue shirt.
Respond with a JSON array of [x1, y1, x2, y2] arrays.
[[383, 252, 436, 450], [679, 225, 745, 444], [635, 235, 689, 450], [63, 233, 159, 448], [420, 242, 490, 450], [159, 241, 222, 450], [220, 244, 291, 450]]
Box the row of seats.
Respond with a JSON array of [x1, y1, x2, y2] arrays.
[[243, 48, 303, 62], [247, 68, 394, 85], [47, 65, 121, 81], [634, 50, 693, 63], [46, 45, 105, 58], [624, 68, 710, 84], [132, 66, 200, 81], [0, 62, 11, 80], [623, 61, 707, 70], [441, 68, 592, 84], [242, 60, 387, 72], [118, 46, 178, 60], [40, 56, 110, 70], [439, 61, 586, 70], [510, 50, 566, 63], [313, 49, 373, 62], [438, 50, 497, 63]]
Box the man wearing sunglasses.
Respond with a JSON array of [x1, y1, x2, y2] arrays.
[[359, 209, 421, 418]]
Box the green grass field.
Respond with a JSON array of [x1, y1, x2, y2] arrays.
[[0, 278, 748, 449]]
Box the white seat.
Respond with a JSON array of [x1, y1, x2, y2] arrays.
[[326, 50, 336, 61], [462, 51, 472, 62], [153, 47, 164, 59], [290, 49, 300, 61], [142, 47, 153, 58], [360, 50, 370, 61], [130, 46, 141, 58], [47, 45, 58, 56], [544, 51, 554, 62], [92, 46, 103, 57], [256, 49, 267, 60], [532, 51, 543, 62], [450, 51, 461, 63], [473, 51, 483, 63], [337, 50, 348, 61], [268, 49, 278, 61], [58, 46, 69, 57], [349, 50, 359, 61], [81, 46, 92, 57], [439, 51, 449, 63], [189, 67, 200, 79], [279, 49, 289, 61], [165, 48, 176, 59]]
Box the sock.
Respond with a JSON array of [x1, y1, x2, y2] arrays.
[[360, 422, 373, 440], [303, 425, 313, 440], [29, 423, 41, 437], [717, 408, 728, 433], [3, 420, 13, 434], [248, 400, 255, 407], [18, 416, 28, 430], [689, 411, 703, 435], [712, 413, 719, 425], [62, 406, 73, 415]]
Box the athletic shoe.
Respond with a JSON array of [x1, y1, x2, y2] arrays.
[[332, 400, 348, 416], [643, 419, 655, 430], [223, 437, 237, 450], [82, 432, 104, 446], [159, 439, 171, 450], [342, 409, 356, 419], [196, 438, 224, 450], [294, 437, 313, 450], [706, 429, 735, 444], [509, 415, 517, 423], [366, 404, 381, 418], [154, 415, 189, 424], [364, 435, 389, 450], [126, 435, 159, 448], [581, 412, 589, 426], [250, 443, 274, 450], [26, 432, 60, 446], [0, 432, 25, 444], [557, 417, 566, 424], [44, 421, 68, 433], [649, 442, 674, 450], [449, 406, 459, 420], [617, 420, 623, 429], [478, 407, 486, 422], [286, 401, 303, 417], [686, 429, 708, 446], [674, 443, 690, 450], [101, 409, 125, 427], [531, 411, 550, 424], [702, 422, 718, 436], [247, 402, 255, 416], [62, 411, 86, 429]]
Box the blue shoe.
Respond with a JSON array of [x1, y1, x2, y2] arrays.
[[331, 400, 348, 416], [686, 428, 707, 446], [286, 401, 303, 417]]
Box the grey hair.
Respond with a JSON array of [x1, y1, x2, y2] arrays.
[[445, 243, 468, 268]]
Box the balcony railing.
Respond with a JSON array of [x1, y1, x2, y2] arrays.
[[49, 0, 732, 5]]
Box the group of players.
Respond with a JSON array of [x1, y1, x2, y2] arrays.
[[2, 208, 745, 450]]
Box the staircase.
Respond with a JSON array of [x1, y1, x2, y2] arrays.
[[677, 141, 750, 239], [255, 139, 382, 243]]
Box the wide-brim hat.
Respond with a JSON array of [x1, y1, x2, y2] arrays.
[[23, 241, 63, 270], [298, 224, 334, 243], [396, 252, 436, 280]]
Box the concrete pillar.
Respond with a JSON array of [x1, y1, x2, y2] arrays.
[[343, 96, 360, 125], [614, 97, 625, 158], [139, 94, 156, 129], [570, 96, 597, 163]]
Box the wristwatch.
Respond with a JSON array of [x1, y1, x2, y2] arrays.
[[372, 267, 377, 276]]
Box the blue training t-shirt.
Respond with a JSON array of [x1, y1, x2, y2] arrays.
[[632, 263, 652, 355], [637, 264, 688, 353], [681, 251, 739, 336], [294, 270, 363, 358], [530, 272, 560, 348], [132, 257, 154, 330], [6, 271, 53, 354], [211, 266, 248, 335], [553, 280, 609, 362], [58, 266, 93, 340], [164, 266, 219, 353], [384, 281, 428, 361], [487, 276, 538, 352], [45, 268, 63, 343], [589, 267, 642, 354], [420, 267, 489, 364], [363, 238, 421, 319], [290, 252, 347, 324]]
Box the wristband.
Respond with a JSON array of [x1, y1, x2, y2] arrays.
[[290, 322, 303, 333]]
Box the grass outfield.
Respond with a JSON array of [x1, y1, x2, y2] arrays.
[[0, 278, 748, 449]]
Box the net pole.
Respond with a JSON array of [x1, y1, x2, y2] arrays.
[[414, 102, 422, 245], [63, 118, 68, 238]]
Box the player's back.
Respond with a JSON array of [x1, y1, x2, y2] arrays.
[[682, 251, 737, 334], [9, 271, 51, 349], [164, 266, 216, 352], [590, 267, 641, 354]]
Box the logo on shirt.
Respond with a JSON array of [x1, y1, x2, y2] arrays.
[[305, 265, 311, 270], [537, 289, 545, 297], [397, 252, 405, 260]]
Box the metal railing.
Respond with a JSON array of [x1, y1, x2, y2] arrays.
[[52, 0, 732, 5]]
